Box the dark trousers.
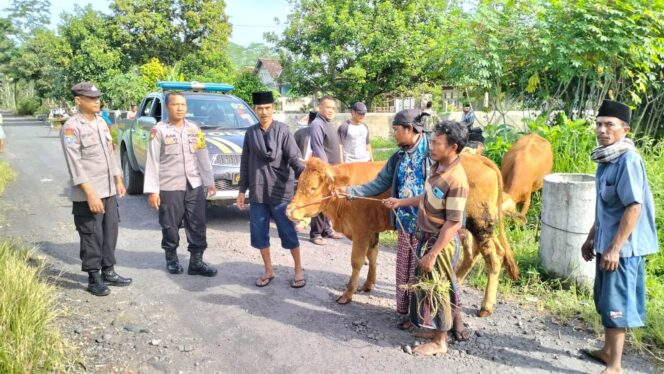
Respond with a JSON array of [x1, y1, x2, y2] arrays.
[[310, 213, 333, 239], [159, 184, 207, 253], [73, 196, 119, 272]]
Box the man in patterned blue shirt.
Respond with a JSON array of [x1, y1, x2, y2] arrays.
[[581, 100, 658, 374], [338, 109, 431, 329]]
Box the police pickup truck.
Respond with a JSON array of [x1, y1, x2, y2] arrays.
[[116, 81, 257, 204]]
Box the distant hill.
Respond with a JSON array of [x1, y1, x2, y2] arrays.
[[227, 42, 276, 70]]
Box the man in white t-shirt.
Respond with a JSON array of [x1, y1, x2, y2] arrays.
[[338, 102, 373, 163]]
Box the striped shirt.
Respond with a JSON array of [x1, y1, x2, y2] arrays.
[[416, 157, 469, 234]]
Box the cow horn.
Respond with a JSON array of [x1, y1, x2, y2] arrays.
[[298, 158, 306, 163], [326, 168, 335, 182]]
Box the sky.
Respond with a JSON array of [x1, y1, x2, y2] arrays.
[[0, 0, 292, 46]]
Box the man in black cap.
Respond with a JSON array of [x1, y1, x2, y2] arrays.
[[308, 96, 344, 245], [292, 111, 317, 232], [60, 82, 132, 296], [237, 91, 306, 288], [338, 101, 373, 163], [580, 100, 658, 373]]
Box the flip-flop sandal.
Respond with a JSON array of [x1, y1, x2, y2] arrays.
[[580, 348, 607, 365], [255, 276, 274, 287], [290, 278, 306, 288]]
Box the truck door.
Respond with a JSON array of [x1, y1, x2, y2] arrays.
[[133, 97, 156, 169]]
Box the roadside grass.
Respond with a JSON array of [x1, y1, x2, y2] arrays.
[[0, 164, 75, 373], [0, 161, 15, 194]]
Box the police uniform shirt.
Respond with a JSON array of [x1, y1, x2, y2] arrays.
[[61, 113, 121, 202], [143, 120, 213, 193]]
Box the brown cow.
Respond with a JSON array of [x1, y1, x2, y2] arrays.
[[501, 133, 553, 221], [286, 159, 392, 304], [457, 152, 519, 317], [287, 155, 519, 316]]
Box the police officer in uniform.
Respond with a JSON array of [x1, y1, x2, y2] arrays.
[[144, 92, 218, 276], [60, 82, 132, 296]]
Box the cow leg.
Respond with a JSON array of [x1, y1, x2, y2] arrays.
[[360, 232, 379, 292], [456, 231, 481, 285], [478, 237, 503, 317], [337, 235, 370, 304], [518, 193, 532, 218]]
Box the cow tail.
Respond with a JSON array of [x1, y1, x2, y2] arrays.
[[482, 155, 520, 281]]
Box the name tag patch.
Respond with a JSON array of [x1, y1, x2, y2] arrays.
[[164, 134, 177, 145], [432, 186, 445, 200]]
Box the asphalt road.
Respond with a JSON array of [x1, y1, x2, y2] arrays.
[[0, 112, 658, 373]]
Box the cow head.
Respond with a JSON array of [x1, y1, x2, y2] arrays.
[[286, 157, 349, 222], [501, 194, 526, 224]]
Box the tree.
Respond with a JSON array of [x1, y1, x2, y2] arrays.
[[110, 0, 233, 76], [140, 58, 167, 89], [2, 0, 50, 42], [227, 42, 275, 69], [9, 29, 71, 99], [232, 71, 268, 105], [0, 19, 15, 69], [58, 6, 122, 93], [104, 68, 147, 109], [269, 0, 450, 107]]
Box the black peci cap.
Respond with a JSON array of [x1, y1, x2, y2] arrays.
[[597, 100, 631, 124], [252, 91, 274, 105]]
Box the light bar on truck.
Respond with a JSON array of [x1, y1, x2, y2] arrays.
[[156, 81, 234, 92]]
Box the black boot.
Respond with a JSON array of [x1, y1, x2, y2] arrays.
[[187, 252, 217, 277], [87, 270, 110, 296], [165, 249, 184, 274], [102, 266, 132, 286]]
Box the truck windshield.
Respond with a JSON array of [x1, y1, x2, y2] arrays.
[[180, 95, 258, 129]]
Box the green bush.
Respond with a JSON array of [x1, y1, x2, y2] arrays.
[[16, 97, 42, 116]]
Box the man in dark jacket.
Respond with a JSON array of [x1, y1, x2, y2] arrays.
[[308, 96, 344, 245], [294, 111, 317, 159], [237, 91, 306, 288]]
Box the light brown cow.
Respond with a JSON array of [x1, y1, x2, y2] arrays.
[[501, 133, 553, 221], [286, 159, 392, 304], [286, 155, 519, 316], [457, 152, 519, 317]]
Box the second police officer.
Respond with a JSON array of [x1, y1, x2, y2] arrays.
[[144, 92, 218, 277]]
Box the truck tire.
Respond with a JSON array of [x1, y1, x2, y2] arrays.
[[121, 148, 144, 195]]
